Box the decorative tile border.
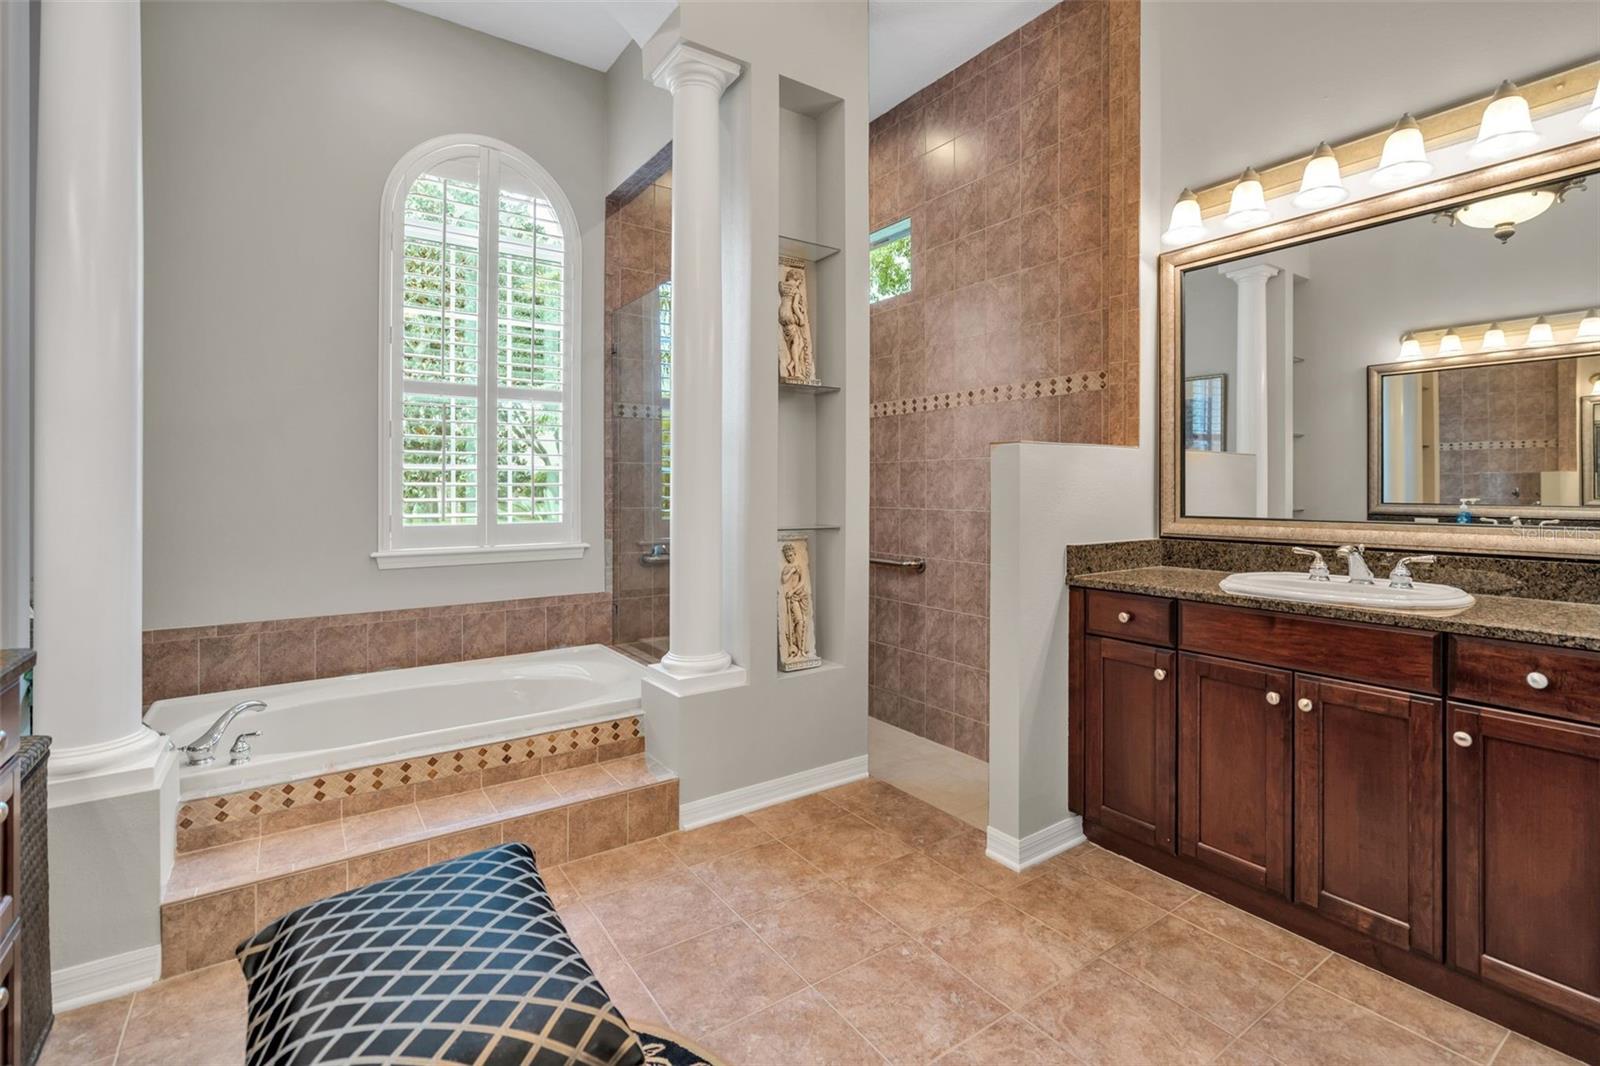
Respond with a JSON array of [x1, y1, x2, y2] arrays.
[[613, 402, 664, 420], [1439, 439, 1556, 451], [869, 373, 1108, 418], [176, 716, 643, 851]]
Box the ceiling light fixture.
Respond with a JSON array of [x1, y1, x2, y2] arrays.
[[1435, 177, 1585, 243], [1527, 316, 1555, 345], [1470, 80, 1541, 161], [1225, 168, 1270, 229], [1438, 328, 1464, 354], [1162, 188, 1207, 247], [1399, 332, 1422, 358], [1372, 114, 1434, 189], [1590, 372, 1600, 397], [1579, 309, 1600, 341], [1481, 323, 1507, 350], [1292, 143, 1349, 210]]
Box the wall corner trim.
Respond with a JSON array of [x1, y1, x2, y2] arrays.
[[985, 815, 1085, 872], [677, 754, 867, 830], [53, 943, 162, 1012]]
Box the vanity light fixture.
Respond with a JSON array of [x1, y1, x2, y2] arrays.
[[1579, 309, 1600, 341], [1225, 168, 1271, 229], [1162, 188, 1207, 247], [1589, 372, 1600, 397], [1527, 315, 1555, 345], [1372, 114, 1434, 189], [1470, 80, 1541, 161], [1480, 323, 1507, 350], [1438, 328, 1463, 354], [1581, 80, 1600, 132], [1436, 177, 1585, 243], [1292, 142, 1349, 210], [1399, 332, 1422, 358]]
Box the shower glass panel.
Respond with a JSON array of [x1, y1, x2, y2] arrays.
[[609, 282, 671, 661]]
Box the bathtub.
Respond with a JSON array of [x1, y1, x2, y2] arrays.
[[144, 644, 649, 801]]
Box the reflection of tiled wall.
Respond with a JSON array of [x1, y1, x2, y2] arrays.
[[142, 592, 613, 707], [1436, 361, 1569, 507], [866, 1, 1140, 760], [605, 156, 673, 644]]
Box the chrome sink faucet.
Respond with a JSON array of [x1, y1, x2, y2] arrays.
[[1336, 544, 1375, 585], [177, 700, 266, 766]]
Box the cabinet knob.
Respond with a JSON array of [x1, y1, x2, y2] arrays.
[[1265, 691, 1281, 706], [1453, 731, 1473, 748], [1297, 697, 1313, 713], [1116, 611, 1132, 624], [1153, 668, 1167, 681], [0, 801, 10, 825], [1526, 671, 1549, 690], [0, 985, 9, 1011]]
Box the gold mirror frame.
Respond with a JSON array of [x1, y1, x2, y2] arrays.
[[1583, 395, 1600, 507], [1366, 344, 1600, 521], [1159, 138, 1600, 559]]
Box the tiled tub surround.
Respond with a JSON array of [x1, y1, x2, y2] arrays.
[[161, 753, 678, 977], [141, 592, 613, 707], [866, 0, 1140, 760]]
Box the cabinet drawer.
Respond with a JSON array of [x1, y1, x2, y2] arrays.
[[1450, 637, 1600, 726], [1085, 590, 1175, 647], [1180, 602, 1442, 694]]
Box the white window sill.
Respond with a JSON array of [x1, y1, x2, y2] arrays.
[[372, 542, 590, 570]]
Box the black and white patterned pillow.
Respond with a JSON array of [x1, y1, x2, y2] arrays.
[[235, 842, 645, 1066]]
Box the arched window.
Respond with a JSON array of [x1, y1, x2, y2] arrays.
[[375, 136, 583, 567]]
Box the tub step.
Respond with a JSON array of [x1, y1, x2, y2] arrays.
[[158, 755, 677, 978]]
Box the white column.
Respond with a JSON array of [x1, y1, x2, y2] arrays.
[[1221, 263, 1279, 519], [651, 43, 740, 678], [35, 0, 164, 778]]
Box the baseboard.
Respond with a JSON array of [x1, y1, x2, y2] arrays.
[[53, 944, 162, 1011], [679, 754, 868, 829], [985, 814, 1085, 872]]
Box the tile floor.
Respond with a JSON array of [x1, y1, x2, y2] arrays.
[[867, 719, 987, 830], [41, 779, 1582, 1066]]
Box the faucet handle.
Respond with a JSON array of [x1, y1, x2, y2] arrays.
[[1388, 555, 1436, 590], [1291, 547, 1331, 581], [229, 731, 261, 764]]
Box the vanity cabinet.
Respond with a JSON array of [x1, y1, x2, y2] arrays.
[[1448, 703, 1600, 1026], [1083, 636, 1175, 850]]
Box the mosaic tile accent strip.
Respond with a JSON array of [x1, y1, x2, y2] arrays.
[[613, 402, 664, 420], [1439, 439, 1557, 451], [175, 716, 642, 849], [869, 373, 1108, 418]]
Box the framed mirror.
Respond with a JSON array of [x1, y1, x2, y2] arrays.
[[1160, 139, 1600, 557]]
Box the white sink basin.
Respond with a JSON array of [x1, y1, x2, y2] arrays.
[[1219, 571, 1475, 613]]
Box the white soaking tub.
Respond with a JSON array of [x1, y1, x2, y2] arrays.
[[144, 644, 649, 800]]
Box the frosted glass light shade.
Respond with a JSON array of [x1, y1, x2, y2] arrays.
[[1583, 82, 1600, 133], [1471, 81, 1541, 161], [1162, 188, 1207, 246], [1293, 143, 1349, 210], [1481, 323, 1507, 350], [1578, 310, 1600, 340], [1225, 167, 1270, 229], [1438, 329, 1463, 354], [1399, 332, 1422, 358], [1527, 316, 1555, 345], [1373, 115, 1434, 189]]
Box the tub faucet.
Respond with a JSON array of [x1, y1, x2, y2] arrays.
[[178, 700, 266, 766]]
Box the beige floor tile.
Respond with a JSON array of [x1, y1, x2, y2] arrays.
[[839, 851, 993, 935], [561, 838, 684, 898], [920, 826, 1041, 895], [1492, 1032, 1585, 1065], [710, 987, 885, 1066], [1102, 913, 1300, 1034], [588, 868, 740, 959], [560, 903, 670, 1030], [163, 839, 261, 900], [1211, 1025, 1284, 1066], [540, 865, 580, 909], [546, 763, 626, 801], [951, 802, 988, 830], [694, 840, 833, 917], [922, 899, 1086, 1009], [1309, 953, 1508, 1062], [659, 816, 775, 867], [601, 755, 676, 789], [1171, 894, 1330, 976], [341, 804, 427, 854], [783, 813, 914, 879], [482, 774, 562, 814], [998, 866, 1165, 962], [935, 1014, 1081, 1065], [1249, 982, 1468, 1065], [1063, 843, 1197, 910], [744, 793, 852, 840], [120, 962, 247, 1062], [816, 942, 1007, 1065], [257, 820, 346, 874], [1021, 956, 1234, 1065], [839, 783, 969, 848], [35, 995, 130, 1066], [415, 789, 498, 830], [745, 884, 905, 982], [633, 923, 806, 1041]]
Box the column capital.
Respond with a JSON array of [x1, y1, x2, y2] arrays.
[[1220, 263, 1281, 285], [650, 41, 741, 96]]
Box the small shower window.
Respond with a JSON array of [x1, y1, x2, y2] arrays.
[[869, 217, 912, 303]]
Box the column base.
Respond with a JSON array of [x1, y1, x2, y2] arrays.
[[657, 649, 733, 678], [48, 725, 173, 806]]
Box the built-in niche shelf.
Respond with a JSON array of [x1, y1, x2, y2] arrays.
[[777, 524, 840, 535], [776, 657, 846, 680], [779, 234, 839, 263], [779, 380, 840, 396]]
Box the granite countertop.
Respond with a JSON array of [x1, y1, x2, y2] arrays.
[[0, 649, 34, 691], [1069, 565, 1600, 652]]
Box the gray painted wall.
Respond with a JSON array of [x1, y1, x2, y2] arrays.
[[141, 1, 608, 629], [604, 40, 672, 192]]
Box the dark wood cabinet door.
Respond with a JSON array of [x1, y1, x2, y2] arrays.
[[1293, 676, 1441, 958], [1449, 704, 1600, 1026], [1085, 637, 1176, 850], [1178, 653, 1293, 896]]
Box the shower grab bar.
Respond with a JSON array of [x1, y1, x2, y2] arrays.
[[870, 555, 926, 574], [639, 544, 670, 567]]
